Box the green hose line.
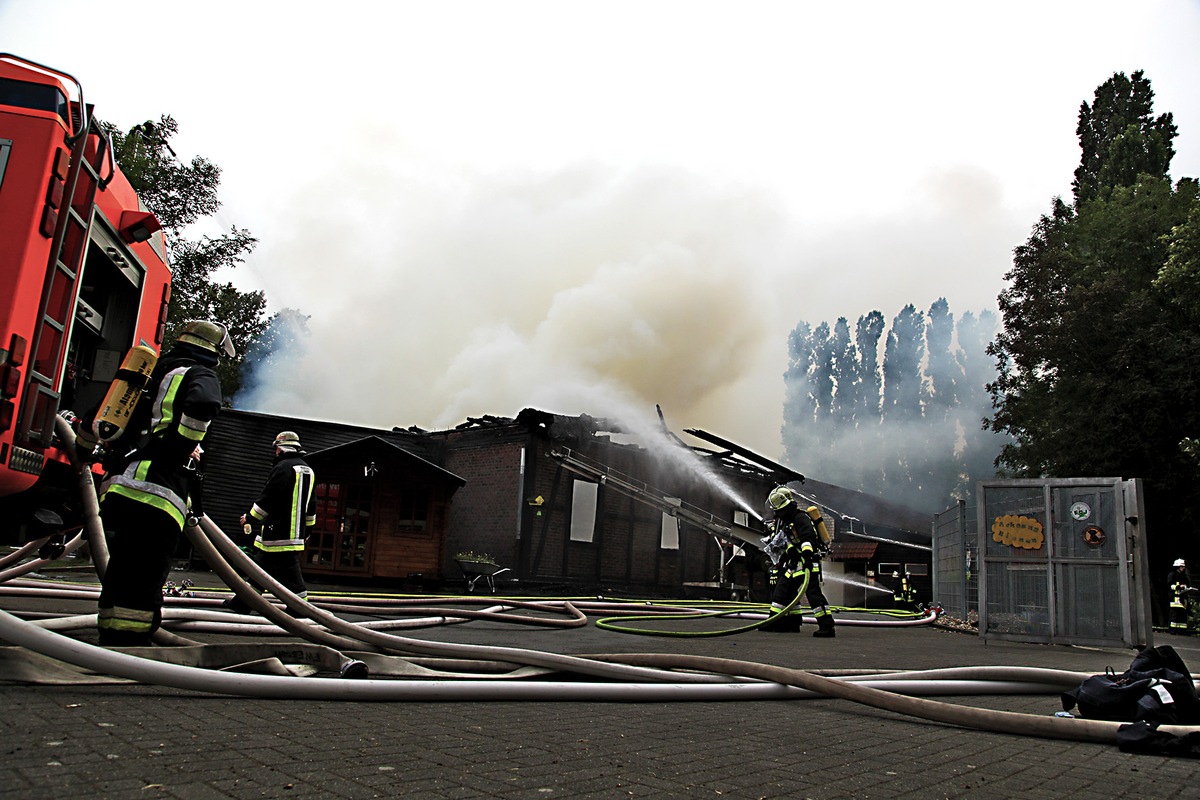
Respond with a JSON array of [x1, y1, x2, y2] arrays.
[[831, 605, 928, 619], [594, 572, 810, 637]]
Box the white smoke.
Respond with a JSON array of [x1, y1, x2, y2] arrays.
[[235, 153, 791, 448], [233, 127, 1020, 463]]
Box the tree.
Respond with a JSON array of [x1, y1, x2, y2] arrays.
[[989, 71, 1200, 577], [1073, 70, 1177, 205], [856, 311, 885, 420], [854, 311, 886, 494], [829, 317, 861, 428], [924, 298, 959, 419], [782, 302, 1003, 512], [810, 322, 835, 438], [919, 298, 966, 508], [105, 116, 267, 401], [781, 321, 815, 468], [882, 305, 924, 422]]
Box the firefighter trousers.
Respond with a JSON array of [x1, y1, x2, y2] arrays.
[[223, 548, 308, 614], [97, 494, 180, 646], [765, 571, 835, 632]]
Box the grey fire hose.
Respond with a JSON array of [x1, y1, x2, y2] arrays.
[[593, 652, 1200, 744], [54, 415, 110, 574], [0, 604, 1129, 705], [189, 514, 735, 684], [0, 536, 51, 569], [4, 417, 1193, 747]]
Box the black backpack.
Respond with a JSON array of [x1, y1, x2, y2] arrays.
[[1061, 645, 1200, 725]]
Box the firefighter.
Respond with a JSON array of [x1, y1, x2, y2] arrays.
[[1168, 558, 1195, 635], [893, 570, 917, 611], [92, 320, 232, 646], [760, 486, 835, 637], [222, 431, 316, 613]]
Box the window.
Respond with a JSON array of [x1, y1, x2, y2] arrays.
[[661, 497, 681, 550], [904, 563, 929, 577], [0, 78, 69, 123], [569, 479, 598, 543], [396, 485, 429, 531]]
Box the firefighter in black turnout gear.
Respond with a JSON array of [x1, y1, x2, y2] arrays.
[[892, 570, 917, 611], [1168, 558, 1195, 635], [760, 486, 835, 637], [222, 431, 316, 614], [89, 321, 233, 646]]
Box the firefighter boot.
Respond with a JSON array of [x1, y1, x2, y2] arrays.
[[221, 595, 253, 615], [812, 618, 835, 638], [759, 612, 790, 632]]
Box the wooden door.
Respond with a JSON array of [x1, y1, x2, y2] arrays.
[[308, 480, 373, 573]]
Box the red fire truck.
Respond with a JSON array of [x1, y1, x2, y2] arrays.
[[1, 53, 171, 533]]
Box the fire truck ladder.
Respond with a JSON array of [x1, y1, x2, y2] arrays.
[[548, 447, 765, 551], [21, 111, 110, 448]]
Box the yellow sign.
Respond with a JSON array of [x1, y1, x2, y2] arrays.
[[991, 514, 1045, 550]]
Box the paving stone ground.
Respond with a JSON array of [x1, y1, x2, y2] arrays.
[[2, 569, 1199, 799]]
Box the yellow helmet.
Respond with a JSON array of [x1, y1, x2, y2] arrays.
[[177, 320, 235, 358], [768, 486, 795, 511]]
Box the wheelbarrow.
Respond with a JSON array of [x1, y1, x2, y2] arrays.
[[454, 558, 510, 593]]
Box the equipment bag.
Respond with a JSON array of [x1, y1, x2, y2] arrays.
[[1061, 645, 1200, 725]]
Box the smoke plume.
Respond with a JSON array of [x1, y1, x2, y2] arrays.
[[235, 155, 791, 450]]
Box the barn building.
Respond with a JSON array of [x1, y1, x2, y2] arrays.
[[197, 408, 932, 602]]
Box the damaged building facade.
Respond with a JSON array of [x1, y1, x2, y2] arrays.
[[199, 408, 932, 603]]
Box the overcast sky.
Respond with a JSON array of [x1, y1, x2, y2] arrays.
[[5, 1, 1199, 461]]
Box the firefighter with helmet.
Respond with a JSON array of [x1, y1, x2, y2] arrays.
[[89, 320, 233, 645], [892, 570, 917, 611], [1168, 558, 1195, 635], [222, 430, 316, 613], [760, 485, 835, 637]]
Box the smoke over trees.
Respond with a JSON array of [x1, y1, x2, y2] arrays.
[[106, 116, 306, 403], [781, 300, 1003, 513]]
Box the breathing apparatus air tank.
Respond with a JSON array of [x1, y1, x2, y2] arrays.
[[807, 506, 831, 546], [92, 344, 157, 442]]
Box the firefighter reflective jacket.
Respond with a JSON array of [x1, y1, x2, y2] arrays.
[[247, 451, 316, 552], [779, 540, 822, 582], [98, 345, 222, 528]]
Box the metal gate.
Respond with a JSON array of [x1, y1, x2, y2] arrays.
[[933, 499, 978, 621], [976, 477, 1152, 648]]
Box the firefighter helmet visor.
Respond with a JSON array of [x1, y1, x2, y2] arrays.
[[768, 487, 795, 511], [177, 320, 236, 358]]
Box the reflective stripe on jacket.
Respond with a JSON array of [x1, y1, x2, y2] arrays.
[[98, 351, 221, 526], [250, 454, 316, 552]]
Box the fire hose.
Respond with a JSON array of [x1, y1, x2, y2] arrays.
[[0, 419, 1194, 748]]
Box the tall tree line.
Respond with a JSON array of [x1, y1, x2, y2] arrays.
[[782, 301, 1004, 513]]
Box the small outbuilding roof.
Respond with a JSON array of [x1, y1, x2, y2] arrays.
[[305, 435, 466, 486]]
